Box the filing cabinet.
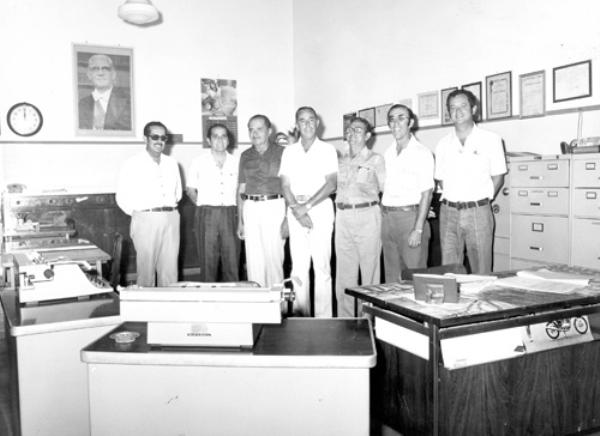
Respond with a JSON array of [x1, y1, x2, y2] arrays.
[[571, 155, 600, 269], [492, 167, 510, 272]]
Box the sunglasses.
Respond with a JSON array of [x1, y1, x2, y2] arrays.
[[148, 134, 168, 141]]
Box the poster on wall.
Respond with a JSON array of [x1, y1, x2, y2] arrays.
[[73, 44, 134, 137], [201, 78, 238, 148]]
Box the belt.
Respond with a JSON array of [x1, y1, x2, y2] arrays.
[[442, 198, 489, 209], [139, 206, 176, 212], [241, 194, 283, 201], [382, 204, 418, 212], [336, 201, 379, 210]]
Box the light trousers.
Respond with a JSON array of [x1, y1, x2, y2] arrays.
[[243, 198, 285, 287], [131, 210, 180, 287], [288, 199, 334, 318]]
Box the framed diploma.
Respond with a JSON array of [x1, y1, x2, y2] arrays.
[[343, 112, 356, 140], [418, 91, 439, 120], [374, 103, 393, 127], [485, 71, 512, 120], [441, 87, 457, 125], [358, 107, 376, 129], [461, 82, 482, 121], [553, 60, 592, 103], [519, 70, 545, 118]]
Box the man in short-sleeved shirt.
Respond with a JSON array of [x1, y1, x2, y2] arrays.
[[335, 116, 385, 317], [435, 89, 507, 274], [280, 106, 337, 317], [187, 124, 240, 282], [382, 104, 434, 283], [237, 114, 286, 287]]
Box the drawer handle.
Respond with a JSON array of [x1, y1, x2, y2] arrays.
[[518, 165, 528, 171], [586, 192, 597, 199], [529, 176, 542, 180], [529, 246, 543, 251], [518, 190, 528, 197], [547, 163, 558, 170], [531, 223, 544, 232], [530, 202, 541, 206], [502, 187, 509, 196], [585, 162, 597, 170], [547, 191, 559, 197]]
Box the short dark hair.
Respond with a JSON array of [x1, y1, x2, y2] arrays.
[[295, 106, 317, 121], [207, 123, 229, 139], [349, 116, 373, 135], [143, 121, 168, 137], [247, 114, 271, 129], [446, 89, 478, 112]]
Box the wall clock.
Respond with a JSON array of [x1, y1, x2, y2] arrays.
[[7, 102, 43, 136]]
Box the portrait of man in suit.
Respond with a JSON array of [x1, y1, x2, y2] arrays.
[[75, 46, 133, 135]]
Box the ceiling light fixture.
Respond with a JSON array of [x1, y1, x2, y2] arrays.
[[118, 0, 160, 25]]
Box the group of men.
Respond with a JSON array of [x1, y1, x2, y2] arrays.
[[116, 89, 507, 318]]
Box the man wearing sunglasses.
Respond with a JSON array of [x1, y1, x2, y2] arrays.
[[116, 121, 182, 287], [78, 53, 131, 131]]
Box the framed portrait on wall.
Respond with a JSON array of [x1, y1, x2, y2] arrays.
[[418, 91, 439, 120], [553, 60, 592, 103], [519, 70, 545, 118], [358, 107, 376, 130], [441, 87, 457, 125], [461, 81, 482, 120], [201, 78, 238, 148], [73, 44, 134, 136], [485, 71, 512, 120]]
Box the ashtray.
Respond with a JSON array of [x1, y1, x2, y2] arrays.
[[109, 331, 140, 344]]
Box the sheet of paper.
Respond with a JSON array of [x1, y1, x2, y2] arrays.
[[516, 269, 591, 286], [494, 276, 584, 294]]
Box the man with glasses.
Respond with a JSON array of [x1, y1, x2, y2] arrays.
[[435, 89, 506, 274], [187, 124, 240, 282], [335, 117, 385, 317], [280, 106, 338, 317], [116, 121, 182, 287], [381, 104, 434, 283], [237, 114, 286, 288], [78, 54, 131, 131]]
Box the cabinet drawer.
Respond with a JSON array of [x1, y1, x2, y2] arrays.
[[510, 188, 569, 215], [571, 218, 600, 269], [572, 158, 600, 187], [511, 160, 569, 187], [510, 215, 569, 263], [572, 189, 600, 218]]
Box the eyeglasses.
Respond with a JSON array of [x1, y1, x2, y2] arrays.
[[90, 66, 112, 73], [345, 127, 365, 134], [388, 115, 410, 123], [148, 134, 168, 141]]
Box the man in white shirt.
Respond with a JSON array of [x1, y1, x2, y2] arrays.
[[435, 89, 507, 274], [116, 121, 182, 286], [280, 106, 337, 317], [187, 123, 240, 282], [382, 104, 434, 283]]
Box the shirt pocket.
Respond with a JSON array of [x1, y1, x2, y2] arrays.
[[356, 165, 374, 184]]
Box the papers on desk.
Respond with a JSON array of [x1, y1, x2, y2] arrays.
[[494, 269, 592, 294], [516, 268, 591, 286], [444, 273, 498, 296]]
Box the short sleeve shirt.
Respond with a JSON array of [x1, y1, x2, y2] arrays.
[[238, 144, 284, 195], [187, 150, 240, 206], [435, 125, 507, 201], [336, 145, 385, 204]]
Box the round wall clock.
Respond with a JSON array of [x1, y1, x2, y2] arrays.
[[7, 102, 43, 136]]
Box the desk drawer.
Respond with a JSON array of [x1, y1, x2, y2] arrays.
[[572, 189, 600, 218], [511, 160, 569, 187], [572, 158, 600, 187], [510, 215, 569, 263], [571, 218, 600, 269], [510, 188, 568, 215]]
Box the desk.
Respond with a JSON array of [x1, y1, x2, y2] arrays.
[[1, 291, 120, 436], [31, 240, 111, 273], [82, 318, 375, 436], [347, 266, 600, 436]]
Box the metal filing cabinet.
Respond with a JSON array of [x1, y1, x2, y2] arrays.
[[492, 164, 510, 272], [509, 156, 570, 268], [571, 154, 600, 269]]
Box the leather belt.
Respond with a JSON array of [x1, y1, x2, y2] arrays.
[[140, 206, 176, 212], [382, 204, 418, 212], [442, 198, 489, 209], [241, 194, 283, 201], [336, 201, 379, 210]]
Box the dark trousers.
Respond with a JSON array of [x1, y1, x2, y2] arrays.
[[194, 205, 240, 282]]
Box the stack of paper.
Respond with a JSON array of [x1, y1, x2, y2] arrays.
[[516, 268, 591, 286], [494, 271, 589, 294], [445, 273, 498, 295]]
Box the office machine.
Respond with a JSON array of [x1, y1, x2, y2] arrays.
[[120, 281, 296, 348]]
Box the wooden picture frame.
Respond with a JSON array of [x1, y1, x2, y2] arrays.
[[553, 60, 592, 103], [418, 91, 439, 120], [441, 87, 457, 125], [73, 44, 134, 137], [486, 71, 512, 120], [519, 70, 546, 118], [375, 104, 393, 128]]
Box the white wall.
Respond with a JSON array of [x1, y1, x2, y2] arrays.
[[293, 0, 600, 155], [0, 0, 294, 191]]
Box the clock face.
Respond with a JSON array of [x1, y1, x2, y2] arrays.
[[7, 102, 43, 136]]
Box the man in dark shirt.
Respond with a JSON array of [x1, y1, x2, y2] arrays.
[[237, 114, 286, 287]]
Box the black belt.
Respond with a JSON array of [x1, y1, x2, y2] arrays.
[[336, 201, 379, 210], [241, 194, 283, 201], [442, 198, 489, 209], [140, 206, 176, 212], [382, 204, 418, 212]]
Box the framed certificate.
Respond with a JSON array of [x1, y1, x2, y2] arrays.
[[553, 60, 592, 103], [486, 71, 512, 120], [375, 104, 393, 127], [461, 81, 482, 121], [519, 70, 545, 118], [418, 91, 439, 120], [441, 87, 457, 125], [358, 107, 376, 129]]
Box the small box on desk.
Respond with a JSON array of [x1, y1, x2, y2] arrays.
[[413, 274, 458, 303]]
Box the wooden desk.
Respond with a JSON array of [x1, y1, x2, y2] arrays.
[[82, 318, 376, 436], [1, 291, 120, 436], [347, 266, 600, 436]]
